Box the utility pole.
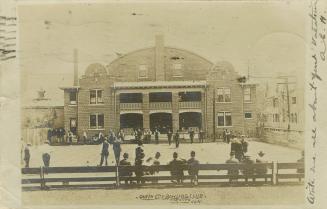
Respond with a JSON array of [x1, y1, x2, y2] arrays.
[[277, 76, 296, 141]]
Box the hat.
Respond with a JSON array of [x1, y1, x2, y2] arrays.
[[173, 152, 178, 159], [191, 150, 195, 156], [155, 152, 161, 158], [123, 153, 129, 158], [258, 151, 265, 157]]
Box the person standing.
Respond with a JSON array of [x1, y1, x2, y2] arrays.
[[99, 138, 110, 166], [226, 129, 231, 144], [24, 143, 31, 168], [167, 129, 173, 145], [40, 141, 53, 168], [135, 140, 144, 160], [189, 129, 194, 144], [113, 134, 122, 165], [83, 131, 87, 144], [67, 131, 73, 145], [199, 129, 204, 143], [135, 152, 145, 184], [154, 129, 159, 144], [234, 138, 243, 162], [174, 130, 180, 148], [187, 151, 199, 185], [240, 135, 248, 158]]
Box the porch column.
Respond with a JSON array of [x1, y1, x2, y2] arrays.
[[115, 93, 120, 131], [172, 91, 179, 132], [143, 93, 150, 130]]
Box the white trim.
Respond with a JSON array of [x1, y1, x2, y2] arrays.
[[149, 110, 172, 114], [179, 109, 202, 113], [120, 110, 143, 115]]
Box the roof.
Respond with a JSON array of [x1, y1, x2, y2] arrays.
[[113, 80, 207, 89], [23, 99, 64, 109], [59, 86, 80, 90]]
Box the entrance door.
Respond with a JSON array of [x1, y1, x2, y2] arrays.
[[150, 113, 172, 133], [70, 118, 77, 135]]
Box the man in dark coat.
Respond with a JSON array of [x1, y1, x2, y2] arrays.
[[167, 129, 173, 145], [154, 129, 159, 144], [225, 151, 239, 183], [174, 131, 180, 148], [99, 139, 109, 166], [187, 151, 199, 185], [112, 134, 122, 165], [24, 143, 31, 168], [189, 129, 194, 144], [168, 152, 186, 184], [119, 153, 132, 185]]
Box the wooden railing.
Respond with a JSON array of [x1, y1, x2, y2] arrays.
[[149, 102, 172, 109], [179, 101, 201, 109], [120, 103, 142, 110]]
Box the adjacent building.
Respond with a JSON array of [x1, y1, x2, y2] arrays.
[[61, 35, 257, 141]]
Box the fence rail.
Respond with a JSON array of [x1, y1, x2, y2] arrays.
[[120, 103, 143, 110], [21, 162, 303, 191]]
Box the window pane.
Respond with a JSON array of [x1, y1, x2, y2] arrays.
[[90, 90, 96, 104], [244, 87, 251, 102], [292, 97, 297, 104], [90, 115, 97, 128], [97, 90, 103, 103], [217, 112, 224, 126], [225, 113, 232, 126], [217, 88, 224, 102], [98, 114, 104, 128], [245, 112, 252, 119], [224, 88, 231, 102], [70, 92, 77, 104]]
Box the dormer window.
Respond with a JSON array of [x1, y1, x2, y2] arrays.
[[172, 63, 183, 77], [138, 65, 148, 78]]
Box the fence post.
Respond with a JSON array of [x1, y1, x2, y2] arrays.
[[272, 161, 277, 185], [116, 164, 120, 188], [40, 166, 45, 190]]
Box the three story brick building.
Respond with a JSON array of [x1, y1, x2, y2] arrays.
[[60, 35, 257, 141]]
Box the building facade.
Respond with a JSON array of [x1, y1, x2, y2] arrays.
[[61, 36, 257, 140]]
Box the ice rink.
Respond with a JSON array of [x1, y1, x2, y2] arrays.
[[22, 140, 302, 167]]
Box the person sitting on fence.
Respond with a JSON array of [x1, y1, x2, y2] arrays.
[[135, 152, 145, 184], [241, 155, 255, 183], [224, 150, 239, 183], [187, 151, 199, 185], [145, 152, 161, 183], [119, 153, 133, 185], [255, 151, 268, 174], [168, 152, 186, 184], [99, 138, 109, 166], [234, 138, 243, 162], [24, 143, 31, 168]]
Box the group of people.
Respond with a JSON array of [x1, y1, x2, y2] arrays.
[[117, 140, 200, 185]]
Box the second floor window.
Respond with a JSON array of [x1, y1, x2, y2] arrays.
[[244, 87, 251, 102], [69, 92, 77, 105], [90, 89, 103, 104], [138, 65, 148, 78], [217, 88, 231, 102]]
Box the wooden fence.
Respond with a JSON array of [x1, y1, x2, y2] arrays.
[[22, 162, 304, 191]]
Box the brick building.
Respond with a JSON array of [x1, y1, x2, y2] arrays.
[[61, 35, 257, 141]]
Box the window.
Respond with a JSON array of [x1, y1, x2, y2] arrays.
[[69, 92, 77, 105], [172, 63, 183, 77], [89, 113, 104, 129], [245, 112, 252, 119], [273, 113, 280, 122], [273, 98, 278, 108], [217, 112, 232, 127], [244, 87, 251, 102], [138, 65, 148, 78], [292, 97, 297, 104], [217, 88, 231, 102], [90, 89, 103, 104]]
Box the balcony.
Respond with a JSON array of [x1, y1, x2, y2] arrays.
[[149, 102, 172, 109], [179, 101, 201, 109], [120, 103, 142, 110]]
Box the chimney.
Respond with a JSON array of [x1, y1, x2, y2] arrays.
[[73, 48, 79, 86], [155, 35, 165, 81]]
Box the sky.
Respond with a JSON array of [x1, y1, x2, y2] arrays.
[[18, 1, 306, 105]]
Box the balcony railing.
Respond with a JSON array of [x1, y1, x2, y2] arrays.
[[179, 101, 201, 109], [149, 102, 172, 109], [120, 103, 142, 110]]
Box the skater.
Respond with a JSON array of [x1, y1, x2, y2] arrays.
[[113, 134, 122, 165], [41, 141, 53, 168], [24, 143, 31, 168], [167, 129, 173, 145], [119, 153, 132, 185], [99, 138, 109, 166], [199, 129, 205, 143], [174, 130, 180, 148], [189, 129, 194, 144]]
